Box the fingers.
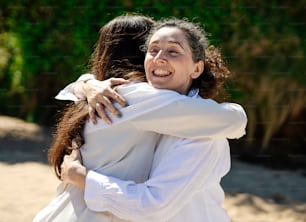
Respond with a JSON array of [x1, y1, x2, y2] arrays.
[[85, 78, 129, 125], [60, 164, 67, 188], [109, 78, 130, 86], [88, 94, 125, 125], [70, 149, 83, 163], [87, 94, 113, 125], [67, 140, 83, 163], [60, 166, 68, 190], [95, 89, 127, 115], [71, 139, 79, 149], [96, 93, 120, 116], [108, 78, 129, 107], [60, 164, 64, 179], [88, 106, 97, 124], [95, 103, 112, 125], [106, 88, 128, 108]]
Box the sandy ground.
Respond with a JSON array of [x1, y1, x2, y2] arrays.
[[0, 116, 306, 222]]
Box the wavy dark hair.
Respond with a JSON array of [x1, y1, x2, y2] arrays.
[[144, 18, 230, 100], [48, 14, 155, 180]]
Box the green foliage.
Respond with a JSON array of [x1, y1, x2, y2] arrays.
[[1, 0, 306, 156], [219, 1, 306, 150], [0, 32, 23, 93]]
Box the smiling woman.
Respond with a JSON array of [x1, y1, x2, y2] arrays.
[[144, 26, 204, 94], [142, 18, 229, 100]]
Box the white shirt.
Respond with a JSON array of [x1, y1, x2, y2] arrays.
[[83, 93, 232, 222], [33, 80, 246, 222], [85, 138, 231, 222]]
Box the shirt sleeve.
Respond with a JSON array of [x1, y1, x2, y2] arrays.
[[84, 138, 229, 221], [55, 73, 95, 102], [131, 97, 247, 139]]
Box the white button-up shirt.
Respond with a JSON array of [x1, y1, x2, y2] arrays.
[[84, 89, 233, 222]]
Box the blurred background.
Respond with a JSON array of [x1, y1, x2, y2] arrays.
[[0, 0, 305, 221], [1, 0, 306, 167]]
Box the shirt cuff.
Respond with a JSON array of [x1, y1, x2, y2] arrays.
[[84, 170, 109, 212]]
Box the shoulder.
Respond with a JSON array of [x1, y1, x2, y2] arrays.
[[117, 82, 183, 104]]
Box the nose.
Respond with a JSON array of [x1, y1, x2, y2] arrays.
[[153, 50, 167, 64]]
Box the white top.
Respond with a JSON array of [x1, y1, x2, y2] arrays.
[[33, 81, 246, 222], [85, 137, 231, 222]]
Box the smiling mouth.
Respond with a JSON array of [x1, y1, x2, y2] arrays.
[[153, 69, 171, 77]]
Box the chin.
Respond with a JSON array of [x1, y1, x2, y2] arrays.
[[150, 83, 167, 89]]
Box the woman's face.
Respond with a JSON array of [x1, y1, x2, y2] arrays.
[[144, 27, 203, 95]]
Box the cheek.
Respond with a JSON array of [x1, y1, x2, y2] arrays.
[[144, 60, 149, 73], [144, 56, 151, 70], [175, 63, 192, 78], [176, 67, 194, 85], [144, 59, 152, 81]]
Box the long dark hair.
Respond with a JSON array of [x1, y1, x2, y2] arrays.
[[49, 15, 154, 180]]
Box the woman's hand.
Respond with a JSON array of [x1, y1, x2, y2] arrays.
[[81, 78, 130, 124], [61, 146, 87, 191]]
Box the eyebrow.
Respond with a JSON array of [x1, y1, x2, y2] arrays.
[[150, 40, 185, 50]]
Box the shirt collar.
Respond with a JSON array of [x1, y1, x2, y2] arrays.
[[187, 88, 199, 98]]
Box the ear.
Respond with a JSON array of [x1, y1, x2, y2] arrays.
[[191, 60, 204, 79]]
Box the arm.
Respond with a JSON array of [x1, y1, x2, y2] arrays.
[[55, 74, 128, 105], [82, 83, 247, 140], [130, 96, 247, 139], [57, 77, 247, 139], [83, 138, 229, 221], [55, 74, 129, 124]]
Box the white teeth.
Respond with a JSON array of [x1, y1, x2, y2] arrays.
[[154, 69, 170, 76]]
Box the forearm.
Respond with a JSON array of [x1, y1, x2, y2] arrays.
[[132, 96, 247, 139], [84, 171, 176, 221]]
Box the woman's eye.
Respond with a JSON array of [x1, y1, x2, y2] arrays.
[[149, 47, 160, 55], [168, 50, 179, 56]]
